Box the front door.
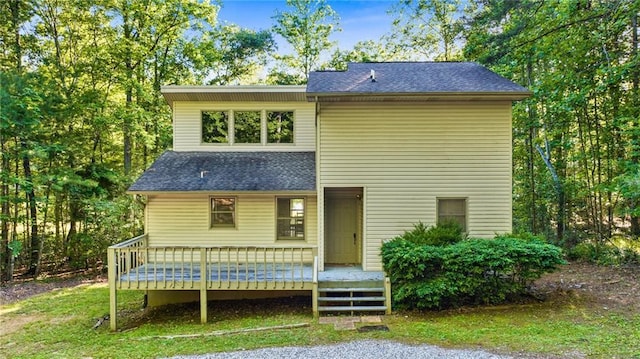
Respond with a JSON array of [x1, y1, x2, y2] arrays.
[[325, 188, 361, 265]]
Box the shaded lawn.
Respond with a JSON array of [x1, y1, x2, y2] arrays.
[[0, 282, 639, 359]]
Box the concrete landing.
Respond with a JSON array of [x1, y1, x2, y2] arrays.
[[318, 315, 383, 330], [318, 266, 385, 282]]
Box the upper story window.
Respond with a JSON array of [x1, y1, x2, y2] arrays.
[[267, 111, 294, 144], [202, 111, 229, 143], [202, 110, 294, 145], [234, 111, 261, 143]]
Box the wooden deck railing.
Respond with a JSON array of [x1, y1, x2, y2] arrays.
[[108, 234, 148, 287], [109, 234, 318, 330], [108, 235, 317, 290]]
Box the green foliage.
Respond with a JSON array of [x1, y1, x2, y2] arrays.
[[382, 234, 565, 309], [324, 40, 397, 71], [8, 240, 22, 258], [387, 0, 470, 60], [271, 0, 340, 81], [464, 0, 640, 241], [566, 240, 640, 266], [493, 231, 548, 243], [395, 221, 466, 246], [190, 25, 276, 85]]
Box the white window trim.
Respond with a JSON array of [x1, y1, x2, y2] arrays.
[[210, 196, 237, 229], [201, 109, 295, 146], [436, 197, 468, 232], [275, 197, 306, 241]]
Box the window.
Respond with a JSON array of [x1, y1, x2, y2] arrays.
[[211, 197, 236, 228], [276, 198, 305, 240], [201, 110, 294, 145], [234, 111, 261, 143], [437, 198, 466, 231], [202, 111, 229, 143], [267, 111, 294, 143]]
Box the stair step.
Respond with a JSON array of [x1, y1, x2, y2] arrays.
[[318, 287, 384, 293], [318, 281, 384, 289], [318, 296, 386, 302], [318, 305, 388, 312]]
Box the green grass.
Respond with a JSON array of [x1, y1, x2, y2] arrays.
[[1, 283, 639, 358]]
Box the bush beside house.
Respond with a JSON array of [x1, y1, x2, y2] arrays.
[[381, 224, 565, 310]]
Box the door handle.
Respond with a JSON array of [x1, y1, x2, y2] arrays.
[[353, 233, 356, 245]]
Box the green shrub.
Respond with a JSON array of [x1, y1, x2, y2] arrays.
[[566, 241, 640, 265], [395, 221, 466, 246], [494, 231, 547, 243], [381, 234, 565, 310]]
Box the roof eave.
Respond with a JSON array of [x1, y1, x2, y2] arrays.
[[161, 85, 308, 107], [127, 190, 318, 195], [306, 91, 532, 102]]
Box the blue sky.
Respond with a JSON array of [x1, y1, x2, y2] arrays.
[[217, 0, 396, 51]]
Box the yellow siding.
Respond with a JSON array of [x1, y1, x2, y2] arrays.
[[318, 102, 513, 271], [172, 101, 316, 151], [146, 193, 317, 247]]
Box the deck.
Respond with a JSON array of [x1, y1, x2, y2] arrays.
[[119, 262, 313, 289], [107, 234, 318, 330], [107, 234, 390, 331]]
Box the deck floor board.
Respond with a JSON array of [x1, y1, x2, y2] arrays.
[[119, 263, 313, 282]]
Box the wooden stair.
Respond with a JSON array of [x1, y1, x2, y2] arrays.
[[315, 279, 391, 315]]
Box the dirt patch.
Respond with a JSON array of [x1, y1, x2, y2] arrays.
[[0, 313, 40, 336], [0, 274, 106, 306], [532, 262, 640, 313]]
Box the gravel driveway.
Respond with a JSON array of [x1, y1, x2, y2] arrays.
[[166, 340, 513, 359]]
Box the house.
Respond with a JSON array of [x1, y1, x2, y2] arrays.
[[108, 62, 530, 330]]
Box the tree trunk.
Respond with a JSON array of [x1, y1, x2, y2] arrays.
[[630, 13, 639, 236], [526, 60, 537, 234], [123, 10, 133, 175], [22, 139, 40, 277], [536, 144, 565, 243], [1, 130, 10, 282]]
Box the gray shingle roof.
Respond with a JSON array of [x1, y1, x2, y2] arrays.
[[306, 62, 530, 97], [128, 151, 315, 192]]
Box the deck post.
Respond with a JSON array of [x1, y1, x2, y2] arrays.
[[200, 248, 207, 324], [312, 256, 318, 318], [108, 247, 118, 331], [384, 277, 392, 315]]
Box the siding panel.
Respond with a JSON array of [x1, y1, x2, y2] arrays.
[[318, 102, 513, 270], [147, 194, 318, 248]]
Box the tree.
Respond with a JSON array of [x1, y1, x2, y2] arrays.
[[271, 0, 340, 83], [388, 0, 469, 61], [0, 0, 286, 281], [186, 25, 276, 85], [464, 0, 640, 243], [324, 40, 398, 71], [108, 0, 217, 174], [0, 0, 46, 277]]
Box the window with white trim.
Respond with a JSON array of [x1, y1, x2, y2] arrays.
[[202, 111, 229, 143], [234, 111, 261, 143], [267, 111, 294, 143], [201, 110, 294, 145], [211, 197, 236, 228], [437, 198, 467, 231], [276, 198, 305, 240]]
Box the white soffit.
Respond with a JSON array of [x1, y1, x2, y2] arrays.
[[162, 85, 307, 107]]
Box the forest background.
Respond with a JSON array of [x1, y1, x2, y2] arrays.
[[1, 0, 639, 281]]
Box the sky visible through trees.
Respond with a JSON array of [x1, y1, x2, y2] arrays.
[[1, 0, 639, 281]]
